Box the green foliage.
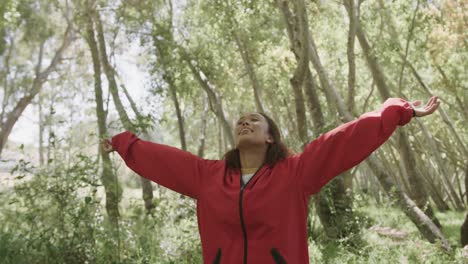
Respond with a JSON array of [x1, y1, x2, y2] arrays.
[[0, 153, 100, 263], [0, 152, 203, 263], [0, 0, 18, 54], [16, 0, 55, 42], [307, 198, 464, 263]]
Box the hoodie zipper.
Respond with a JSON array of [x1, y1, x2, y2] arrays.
[[239, 166, 263, 264]]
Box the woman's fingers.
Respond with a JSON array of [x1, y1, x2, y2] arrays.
[[101, 138, 114, 153], [426, 96, 436, 109], [414, 96, 440, 117]]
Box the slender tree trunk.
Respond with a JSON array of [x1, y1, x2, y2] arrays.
[[282, 98, 298, 138], [38, 93, 45, 166], [343, 0, 359, 193], [94, 12, 133, 130], [167, 79, 187, 150], [350, 6, 453, 222], [46, 98, 55, 164], [119, 83, 156, 212], [233, 31, 265, 113], [365, 155, 451, 250], [377, 0, 467, 210], [356, 19, 464, 214], [462, 164, 468, 246], [277, 0, 309, 145], [150, 28, 188, 152], [182, 52, 235, 148], [198, 96, 209, 157], [397, 130, 442, 227], [217, 118, 223, 159], [461, 213, 468, 246], [278, 2, 453, 246], [345, 0, 357, 114], [94, 11, 154, 214], [303, 69, 324, 133], [436, 66, 468, 122], [409, 133, 448, 208], [406, 61, 468, 158], [278, 0, 358, 240], [413, 118, 459, 210], [306, 28, 353, 122], [85, 13, 120, 225], [0, 38, 14, 125]]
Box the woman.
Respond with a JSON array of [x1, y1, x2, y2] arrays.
[[102, 96, 440, 264]]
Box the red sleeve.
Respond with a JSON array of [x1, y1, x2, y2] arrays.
[[111, 131, 210, 199], [294, 98, 414, 195]]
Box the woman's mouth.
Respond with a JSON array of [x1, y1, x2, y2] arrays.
[[239, 128, 253, 135]]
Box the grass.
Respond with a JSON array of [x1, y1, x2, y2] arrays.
[[308, 199, 466, 263]]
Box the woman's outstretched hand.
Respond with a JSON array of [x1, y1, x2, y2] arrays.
[[411, 96, 440, 118], [101, 139, 114, 153]]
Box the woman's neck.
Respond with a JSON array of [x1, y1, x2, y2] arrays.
[[238, 146, 267, 170]]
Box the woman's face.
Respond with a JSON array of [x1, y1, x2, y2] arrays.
[[235, 113, 273, 148]]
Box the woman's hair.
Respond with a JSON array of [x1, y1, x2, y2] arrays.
[[223, 112, 292, 170]]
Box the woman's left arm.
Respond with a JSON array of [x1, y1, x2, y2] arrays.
[[294, 96, 439, 195]]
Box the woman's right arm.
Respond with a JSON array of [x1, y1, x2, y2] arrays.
[[105, 131, 212, 199]]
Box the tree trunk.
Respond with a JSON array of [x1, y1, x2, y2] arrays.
[[462, 163, 468, 246], [167, 78, 187, 151], [277, 0, 309, 145], [46, 98, 55, 164], [278, 0, 358, 240], [182, 52, 235, 148], [233, 31, 266, 113], [343, 0, 359, 195], [303, 69, 325, 133], [365, 155, 451, 251], [315, 172, 355, 239], [406, 61, 468, 159], [461, 213, 468, 246], [413, 118, 460, 210], [119, 82, 156, 212], [306, 27, 353, 122], [0, 39, 15, 125], [94, 13, 132, 130], [350, 6, 451, 223], [38, 93, 45, 166], [376, 0, 466, 209], [150, 26, 188, 152], [436, 66, 468, 123], [85, 13, 120, 225], [217, 117, 223, 158], [198, 96, 209, 157], [397, 130, 442, 227], [94, 11, 155, 214], [344, 0, 357, 114], [356, 20, 463, 214], [278, 2, 454, 247]]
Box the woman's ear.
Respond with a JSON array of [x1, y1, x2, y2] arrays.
[[266, 136, 274, 144]]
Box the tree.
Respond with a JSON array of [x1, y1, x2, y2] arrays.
[[0, 0, 74, 156], [84, 3, 120, 226], [93, 7, 155, 214]]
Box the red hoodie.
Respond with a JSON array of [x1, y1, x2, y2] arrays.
[[111, 98, 414, 264]]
